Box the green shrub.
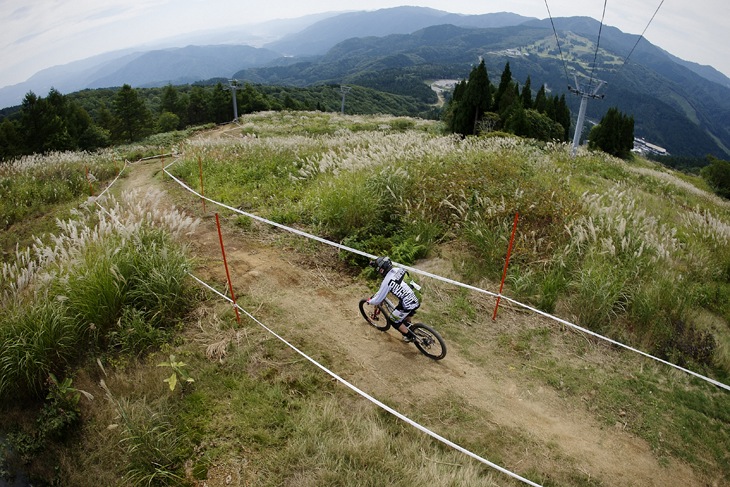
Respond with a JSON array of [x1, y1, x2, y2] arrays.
[[62, 228, 190, 349], [122, 230, 190, 323], [653, 318, 717, 368], [568, 253, 634, 332], [0, 303, 77, 399], [629, 271, 690, 330], [308, 172, 385, 240], [64, 253, 127, 345], [390, 237, 428, 265], [111, 396, 189, 486], [109, 307, 172, 357], [508, 264, 570, 314]]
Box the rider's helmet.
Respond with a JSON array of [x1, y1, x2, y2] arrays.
[[371, 256, 392, 276]]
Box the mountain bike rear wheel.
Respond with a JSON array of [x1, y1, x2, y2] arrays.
[[359, 299, 391, 331], [410, 323, 446, 360]]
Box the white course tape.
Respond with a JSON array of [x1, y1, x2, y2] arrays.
[[164, 166, 730, 393], [94, 159, 130, 220], [189, 272, 544, 487], [97, 154, 544, 485]]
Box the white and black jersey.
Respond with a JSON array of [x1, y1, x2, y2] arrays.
[[369, 267, 419, 312]]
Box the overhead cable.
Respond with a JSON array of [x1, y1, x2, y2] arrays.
[[617, 0, 666, 74], [543, 0, 571, 86], [588, 0, 609, 91]]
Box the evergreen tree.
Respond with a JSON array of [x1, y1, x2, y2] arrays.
[[444, 61, 492, 135], [521, 76, 532, 109], [20, 91, 48, 153], [20, 89, 75, 153], [240, 83, 271, 113], [208, 83, 232, 124], [161, 84, 180, 115], [97, 105, 116, 134], [493, 62, 513, 111], [187, 86, 209, 125], [497, 82, 519, 121], [446, 64, 492, 137], [534, 84, 547, 113], [555, 95, 571, 141], [113, 84, 151, 142], [700, 155, 730, 199], [461, 60, 492, 135], [0, 119, 22, 160], [588, 107, 635, 159]]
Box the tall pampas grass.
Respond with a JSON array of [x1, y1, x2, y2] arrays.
[[0, 188, 199, 399]]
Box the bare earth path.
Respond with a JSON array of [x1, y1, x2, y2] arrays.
[[118, 144, 702, 487]]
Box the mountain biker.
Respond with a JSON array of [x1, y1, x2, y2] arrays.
[[367, 256, 419, 342]]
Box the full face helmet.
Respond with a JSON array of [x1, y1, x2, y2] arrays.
[[372, 256, 392, 276]]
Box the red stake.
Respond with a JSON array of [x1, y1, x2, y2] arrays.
[[493, 212, 519, 320], [215, 213, 241, 324]]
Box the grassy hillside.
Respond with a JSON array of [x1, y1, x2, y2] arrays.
[[1, 111, 729, 486]]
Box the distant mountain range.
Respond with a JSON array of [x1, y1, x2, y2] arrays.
[[1, 6, 728, 157]]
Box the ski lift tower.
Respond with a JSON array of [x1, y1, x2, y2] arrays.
[[340, 85, 351, 115], [228, 79, 240, 122], [568, 74, 606, 156]]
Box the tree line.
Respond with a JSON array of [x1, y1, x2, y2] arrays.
[[0, 81, 430, 161], [444, 60, 571, 142], [1, 73, 725, 198], [0, 83, 232, 160], [445, 60, 644, 163]]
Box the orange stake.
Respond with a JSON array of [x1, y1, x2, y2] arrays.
[[493, 212, 519, 320], [215, 213, 241, 323]]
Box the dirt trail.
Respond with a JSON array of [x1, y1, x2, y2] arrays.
[[117, 149, 701, 487]]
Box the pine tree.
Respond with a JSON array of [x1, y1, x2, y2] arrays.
[[446, 61, 491, 136], [534, 85, 547, 113], [113, 84, 151, 142], [208, 83, 232, 124], [521, 76, 533, 109], [588, 107, 635, 158], [187, 86, 209, 125], [555, 95, 571, 141], [494, 62, 513, 112], [462, 60, 492, 135]]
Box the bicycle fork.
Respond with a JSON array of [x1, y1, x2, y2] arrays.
[[370, 307, 381, 321]]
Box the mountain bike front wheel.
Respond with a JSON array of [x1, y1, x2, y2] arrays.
[[410, 323, 447, 360], [359, 299, 391, 331]]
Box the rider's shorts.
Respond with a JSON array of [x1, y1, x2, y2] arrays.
[[390, 308, 415, 324]]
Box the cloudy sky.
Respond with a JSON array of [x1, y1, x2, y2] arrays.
[[1, 0, 728, 89]]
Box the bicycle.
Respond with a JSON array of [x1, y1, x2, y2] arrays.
[[358, 297, 447, 360]]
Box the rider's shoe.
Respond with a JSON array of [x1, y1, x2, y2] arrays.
[[402, 332, 416, 343]]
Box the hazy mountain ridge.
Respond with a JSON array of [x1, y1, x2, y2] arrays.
[[233, 20, 730, 157], [263, 6, 535, 55], [86, 45, 281, 89], [0, 8, 534, 109], [1, 7, 728, 157]]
